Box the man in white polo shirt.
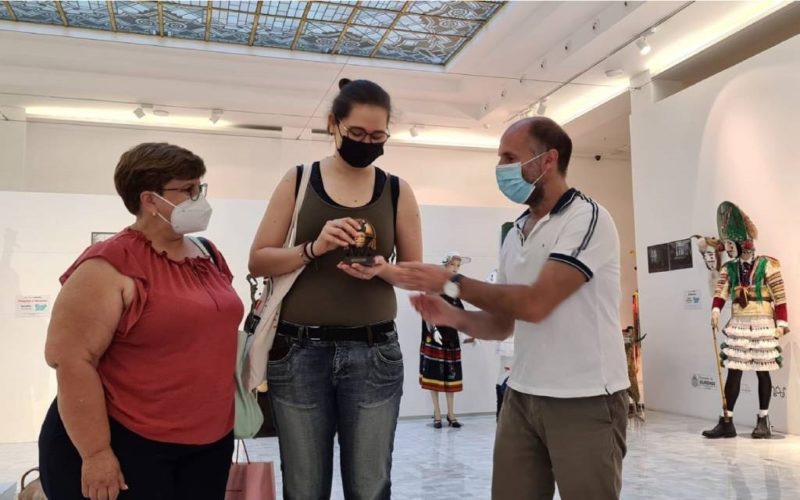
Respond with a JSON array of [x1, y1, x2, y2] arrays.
[[399, 117, 629, 500]]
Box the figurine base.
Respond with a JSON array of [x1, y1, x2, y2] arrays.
[[344, 256, 376, 267]]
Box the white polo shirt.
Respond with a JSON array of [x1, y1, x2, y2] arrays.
[[498, 189, 629, 398]]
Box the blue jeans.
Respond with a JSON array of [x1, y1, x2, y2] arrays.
[[267, 330, 404, 500]]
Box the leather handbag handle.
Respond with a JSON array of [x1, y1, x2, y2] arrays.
[[20, 467, 39, 491]]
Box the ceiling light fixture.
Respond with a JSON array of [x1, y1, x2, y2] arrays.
[[395, 129, 499, 150], [133, 103, 153, 119], [153, 109, 170, 117], [604, 68, 625, 78], [410, 125, 419, 138], [537, 100, 547, 115], [510, 1, 784, 126], [210, 108, 224, 124], [646, 0, 791, 76], [26, 106, 229, 129], [636, 37, 652, 56]]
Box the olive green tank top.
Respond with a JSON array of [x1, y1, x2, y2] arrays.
[[280, 163, 397, 326]]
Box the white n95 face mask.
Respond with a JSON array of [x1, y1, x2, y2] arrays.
[[152, 193, 212, 235]]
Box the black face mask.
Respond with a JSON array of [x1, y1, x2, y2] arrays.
[[338, 136, 384, 169]]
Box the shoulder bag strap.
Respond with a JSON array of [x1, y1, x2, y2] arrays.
[[285, 163, 312, 248], [190, 236, 218, 268]]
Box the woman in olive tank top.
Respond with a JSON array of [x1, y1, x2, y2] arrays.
[[249, 79, 422, 500]]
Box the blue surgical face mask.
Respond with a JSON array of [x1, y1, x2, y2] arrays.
[[495, 151, 548, 204]]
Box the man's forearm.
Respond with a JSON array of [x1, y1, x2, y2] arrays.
[[379, 263, 405, 287], [453, 309, 513, 341], [459, 277, 543, 323]]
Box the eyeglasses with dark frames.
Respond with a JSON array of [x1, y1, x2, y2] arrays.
[[338, 124, 390, 144], [162, 183, 207, 201]]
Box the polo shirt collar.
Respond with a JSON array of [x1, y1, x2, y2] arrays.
[[551, 188, 578, 215], [514, 188, 579, 224]]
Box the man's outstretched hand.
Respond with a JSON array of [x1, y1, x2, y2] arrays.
[[410, 294, 461, 329]]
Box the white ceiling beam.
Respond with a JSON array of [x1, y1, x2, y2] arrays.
[[0, 106, 26, 121], [521, 2, 645, 82], [476, 2, 645, 121]]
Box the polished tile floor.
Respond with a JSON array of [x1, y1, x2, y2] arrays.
[[2, 411, 799, 499]]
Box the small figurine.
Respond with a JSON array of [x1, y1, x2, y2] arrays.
[[344, 219, 377, 266]]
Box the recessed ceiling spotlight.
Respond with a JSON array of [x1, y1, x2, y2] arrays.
[[153, 109, 170, 117], [636, 37, 652, 56], [605, 68, 625, 78], [134, 103, 153, 119], [537, 99, 547, 115], [521, 106, 533, 118], [523, 105, 537, 118], [210, 108, 224, 124]]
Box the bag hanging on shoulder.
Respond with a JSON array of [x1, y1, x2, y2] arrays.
[[242, 164, 312, 392], [189, 237, 263, 439]]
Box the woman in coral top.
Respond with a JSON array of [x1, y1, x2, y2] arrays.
[[38, 143, 244, 500]]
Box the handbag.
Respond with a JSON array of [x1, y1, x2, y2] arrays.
[[240, 282, 276, 439], [224, 441, 277, 500], [242, 164, 312, 392], [18, 468, 46, 500], [254, 390, 276, 438], [189, 237, 263, 439], [233, 328, 264, 439]]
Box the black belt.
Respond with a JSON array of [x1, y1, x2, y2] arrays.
[[277, 321, 395, 344]]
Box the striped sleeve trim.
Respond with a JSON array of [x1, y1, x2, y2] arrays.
[[549, 253, 593, 281], [573, 195, 599, 258]]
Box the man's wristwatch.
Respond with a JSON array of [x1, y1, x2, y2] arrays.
[[443, 273, 463, 299]]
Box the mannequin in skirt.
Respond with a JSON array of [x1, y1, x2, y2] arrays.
[[419, 252, 474, 428]]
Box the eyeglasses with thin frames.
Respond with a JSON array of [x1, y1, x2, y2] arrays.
[[338, 124, 390, 144], [162, 183, 208, 201]]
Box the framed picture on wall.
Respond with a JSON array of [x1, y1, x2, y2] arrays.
[[91, 232, 116, 245], [668, 238, 693, 270], [647, 244, 669, 273]]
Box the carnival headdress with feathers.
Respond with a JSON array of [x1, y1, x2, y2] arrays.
[[717, 201, 758, 244]]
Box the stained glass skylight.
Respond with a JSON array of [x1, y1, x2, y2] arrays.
[[0, 1, 504, 65]]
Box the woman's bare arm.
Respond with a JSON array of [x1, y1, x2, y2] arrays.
[[377, 178, 423, 286], [45, 258, 132, 498], [248, 168, 310, 277]]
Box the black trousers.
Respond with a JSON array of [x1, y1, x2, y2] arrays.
[[39, 399, 234, 500]]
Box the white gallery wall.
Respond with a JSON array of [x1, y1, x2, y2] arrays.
[[3, 120, 639, 322], [631, 34, 800, 433], [0, 121, 636, 443]]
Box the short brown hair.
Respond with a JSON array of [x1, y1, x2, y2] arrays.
[[525, 117, 573, 175], [114, 143, 206, 214]]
